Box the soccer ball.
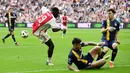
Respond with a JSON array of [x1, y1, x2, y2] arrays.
[[21, 30, 29, 39]]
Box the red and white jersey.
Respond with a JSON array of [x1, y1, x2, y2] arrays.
[[62, 15, 68, 26], [32, 7, 59, 36]]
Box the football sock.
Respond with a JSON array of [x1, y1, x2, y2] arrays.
[[97, 51, 106, 60], [47, 58, 52, 62], [63, 30, 66, 34], [111, 48, 118, 61], [12, 35, 16, 43], [62, 30, 66, 37], [48, 44, 54, 58], [3, 34, 11, 39], [45, 39, 54, 58]]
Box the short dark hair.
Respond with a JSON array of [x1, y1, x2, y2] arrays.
[[51, 7, 59, 18], [72, 38, 81, 45], [107, 8, 116, 14]]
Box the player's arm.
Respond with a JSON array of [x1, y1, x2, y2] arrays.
[[51, 18, 65, 32], [115, 22, 120, 44], [101, 20, 108, 33], [115, 31, 120, 44], [6, 13, 12, 30], [4, 13, 8, 22], [52, 28, 61, 32], [101, 27, 108, 33], [84, 42, 98, 46], [68, 55, 80, 72], [51, 23, 65, 32], [81, 42, 103, 47], [68, 65, 80, 72], [15, 13, 17, 21]]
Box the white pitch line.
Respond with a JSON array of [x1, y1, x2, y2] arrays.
[[6, 69, 68, 73], [6, 65, 130, 73]]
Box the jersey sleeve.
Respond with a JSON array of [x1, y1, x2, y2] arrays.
[[15, 13, 17, 18], [80, 42, 85, 47], [49, 18, 61, 29], [116, 21, 120, 31], [68, 55, 73, 65], [101, 20, 106, 28]]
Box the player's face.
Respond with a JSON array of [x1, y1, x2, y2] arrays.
[[9, 8, 13, 12], [73, 43, 81, 50], [108, 11, 114, 19]]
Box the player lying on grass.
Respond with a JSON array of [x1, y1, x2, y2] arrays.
[[67, 38, 110, 72]]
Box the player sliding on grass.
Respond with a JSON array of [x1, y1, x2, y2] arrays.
[[97, 8, 121, 68], [32, 6, 64, 66], [68, 38, 110, 72]]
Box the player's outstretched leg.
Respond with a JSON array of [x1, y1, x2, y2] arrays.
[[2, 33, 11, 43], [97, 46, 109, 60], [12, 34, 18, 46], [88, 46, 110, 69], [45, 39, 54, 66], [89, 55, 110, 69], [10, 31, 18, 46]]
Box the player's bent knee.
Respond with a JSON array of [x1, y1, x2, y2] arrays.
[[95, 46, 101, 51], [95, 46, 101, 50], [103, 46, 109, 52], [112, 43, 118, 49]]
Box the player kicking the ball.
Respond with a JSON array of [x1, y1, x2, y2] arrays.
[[32, 6, 64, 66]]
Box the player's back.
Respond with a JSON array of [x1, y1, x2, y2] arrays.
[[32, 7, 58, 36]]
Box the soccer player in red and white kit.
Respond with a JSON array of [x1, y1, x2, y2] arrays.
[[61, 12, 68, 38], [32, 6, 64, 66]]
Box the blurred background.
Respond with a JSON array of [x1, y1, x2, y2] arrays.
[[0, 0, 130, 28]]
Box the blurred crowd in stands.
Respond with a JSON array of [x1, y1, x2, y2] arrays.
[[0, 0, 130, 23]]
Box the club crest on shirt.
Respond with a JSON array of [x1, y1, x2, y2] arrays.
[[115, 23, 117, 26]]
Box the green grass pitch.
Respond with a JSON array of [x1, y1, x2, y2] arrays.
[[0, 28, 130, 73]]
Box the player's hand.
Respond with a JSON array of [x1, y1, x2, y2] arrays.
[[97, 42, 104, 46], [74, 69, 80, 72], [116, 40, 121, 45], [107, 27, 116, 32]]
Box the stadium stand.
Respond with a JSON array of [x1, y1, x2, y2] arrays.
[[0, 0, 129, 23]]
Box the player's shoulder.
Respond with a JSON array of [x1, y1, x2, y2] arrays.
[[114, 19, 120, 23], [68, 49, 74, 56], [102, 19, 107, 22], [102, 20, 107, 24]]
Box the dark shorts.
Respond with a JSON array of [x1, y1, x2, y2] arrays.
[[8, 26, 14, 32], [6, 22, 15, 32], [83, 53, 94, 68], [102, 40, 116, 50]]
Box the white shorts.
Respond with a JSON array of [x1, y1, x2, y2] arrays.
[[38, 30, 51, 43], [60, 23, 67, 30]]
